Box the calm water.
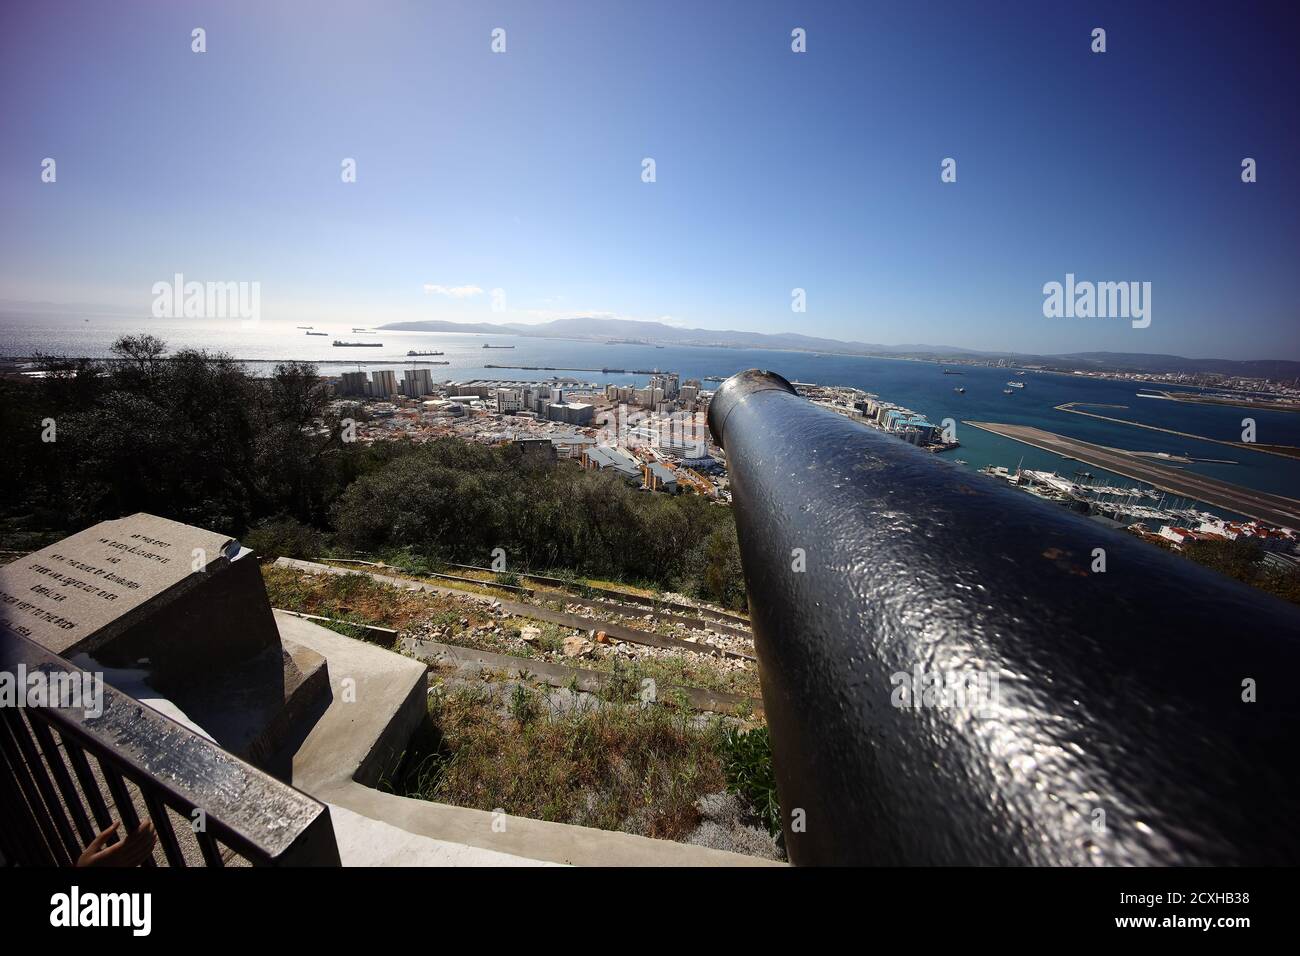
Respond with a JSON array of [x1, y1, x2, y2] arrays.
[[3, 311, 1298, 506]]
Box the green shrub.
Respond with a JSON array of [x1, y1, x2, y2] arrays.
[[243, 515, 325, 561], [721, 725, 781, 838]]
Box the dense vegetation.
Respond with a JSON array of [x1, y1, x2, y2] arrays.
[[1178, 538, 1300, 606], [322, 438, 745, 606], [0, 336, 748, 608]]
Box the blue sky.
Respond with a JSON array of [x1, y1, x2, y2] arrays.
[[1, 0, 1297, 358]]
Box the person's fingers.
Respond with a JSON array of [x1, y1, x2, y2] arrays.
[[116, 821, 157, 865], [132, 821, 157, 850], [86, 821, 120, 851], [122, 842, 150, 866]]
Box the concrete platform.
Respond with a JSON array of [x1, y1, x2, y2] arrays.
[[326, 803, 556, 867]]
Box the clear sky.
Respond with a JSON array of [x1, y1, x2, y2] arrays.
[[1, 0, 1296, 358]]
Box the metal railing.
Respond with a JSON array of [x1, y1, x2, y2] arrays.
[[708, 369, 1300, 866], [0, 628, 340, 867]]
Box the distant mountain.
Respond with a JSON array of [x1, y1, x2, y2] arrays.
[[377, 316, 970, 356], [374, 318, 1300, 379], [1056, 352, 1300, 379], [376, 319, 514, 336]]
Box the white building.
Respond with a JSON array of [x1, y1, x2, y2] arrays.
[[495, 388, 524, 413]]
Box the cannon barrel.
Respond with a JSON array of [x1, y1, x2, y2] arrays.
[[708, 369, 1300, 865]]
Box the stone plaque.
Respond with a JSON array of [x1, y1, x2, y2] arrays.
[[0, 513, 278, 683]]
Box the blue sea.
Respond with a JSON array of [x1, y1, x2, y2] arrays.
[[2, 311, 1298, 509]]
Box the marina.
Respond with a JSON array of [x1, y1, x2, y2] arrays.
[[979, 462, 1223, 526], [966, 421, 1300, 529]]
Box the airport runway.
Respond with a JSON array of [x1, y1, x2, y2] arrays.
[[965, 421, 1300, 530]]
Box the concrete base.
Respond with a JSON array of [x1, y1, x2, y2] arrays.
[[165, 637, 331, 778]]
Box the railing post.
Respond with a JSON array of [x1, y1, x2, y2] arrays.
[[708, 369, 1300, 865], [1, 629, 341, 867]]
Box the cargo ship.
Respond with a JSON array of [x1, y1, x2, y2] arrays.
[[334, 340, 383, 347], [407, 350, 444, 356], [305, 331, 327, 336], [482, 344, 515, 349]]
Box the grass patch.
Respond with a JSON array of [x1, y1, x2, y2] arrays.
[[394, 683, 728, 840], [261, 565, 492, 639], [326, 557, 519, 602], [582, 647, 761, 701]]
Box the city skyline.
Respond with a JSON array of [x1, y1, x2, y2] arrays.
[[2, 1, 1298, 360]]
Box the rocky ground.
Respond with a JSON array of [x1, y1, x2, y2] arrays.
[[396, 589, 759, 698]]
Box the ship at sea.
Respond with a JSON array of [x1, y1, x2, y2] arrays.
[[407, 350, 445, 356], [305, 331, 327, 336], [334, 340, 383, 347], [482, 344, 515, 349], [954, 386, 965, 393], [1006, 380, 1025, 389]]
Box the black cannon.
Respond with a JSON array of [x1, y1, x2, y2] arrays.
[[708, 369, 1300, 865]]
